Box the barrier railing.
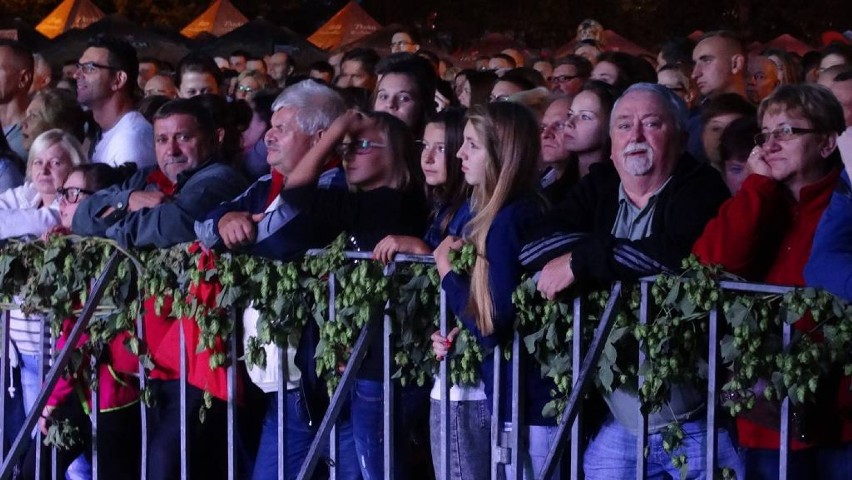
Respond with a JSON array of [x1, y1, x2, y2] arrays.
[[0, 246, 844, 479]]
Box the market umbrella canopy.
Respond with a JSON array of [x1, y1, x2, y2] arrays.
[[200, 17, 326, 67], [181, 0, 249, 39], [760, 34, 816, 56], [0, 18, 50, 52], [308, 0, 381, 51], [554, 29, 651, 58], [36, 0, 105, 40], [40, 14, 194, 68]]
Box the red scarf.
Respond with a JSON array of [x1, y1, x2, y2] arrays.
[[265, 170, 286, 208], [146, 169, 177, 197]]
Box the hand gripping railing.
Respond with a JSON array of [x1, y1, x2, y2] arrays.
[[0, 251, 123, 480]]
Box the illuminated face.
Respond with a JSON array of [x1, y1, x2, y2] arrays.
[[691, 37, 740, 98], [420, 123, 448, 186], [137, 61, 158, 89], [179, 72, 219, 98], [610, 90, 679, 179], [31, 142, 74, 197], [144, 75, 178, 98], [758, 109, 833, 192], [229, 55, 247, 73], [457, 121, 489, 186], [264, 107, 314, 175], [563, 91, 607, 155], [539, 98, 572, 165], [391, 32, 418, 54], [268, 53, 290, 82], [341, 124, 393, 190], [154, 114, 213, 182], [373, 73, 421, 128], [336, 60, 375, 90], [702, 113, 743, 166], [235, 77, 261, 101], [22, 96, 47, 150], [74, 47, 116, 107], [746, 56, 780, 104], [591, 61, 619, 86], [551, 64, 583, 95], [59, 171, 90, 228]]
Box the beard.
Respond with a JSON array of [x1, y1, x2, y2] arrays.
[[621, 142, 654, 176]]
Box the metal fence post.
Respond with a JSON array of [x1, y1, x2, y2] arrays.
[[636, 282, 649, 480], [706, 303, 719, 475], [227, 316, 237, 480], [438, 288, 450, 480], [570, 296, 583, 480], [179, 318, 188, 480]]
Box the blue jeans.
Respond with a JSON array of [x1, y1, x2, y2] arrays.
[[429, 399, 491, 480], [743, 444, 852, 480], [500, 423, 562, 480], [351, 379, 430, 480], [252, 390, 360, 480], [583, 417, 744, 480]]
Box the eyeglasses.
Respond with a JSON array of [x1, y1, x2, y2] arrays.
[[237, 84, 256, 93], [539, 120, 569, 134], [488, 94, 510, 103], [416, 140, 446, 155], [754, 125, 825, 146], [552, 74, 581, 83], [56, 186, 95, 204], [76, 62, 119, 74], [336, 139, 387, 156]]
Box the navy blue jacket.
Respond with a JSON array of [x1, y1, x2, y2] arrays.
[[805, 170, 852, 301], [441, 196, 557, 425]]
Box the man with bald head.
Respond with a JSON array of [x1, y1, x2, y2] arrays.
[[0, 40, 33, 158], [746, 55, 780, 104], [691, 31, 747, 100], [520, 83, 737, 478]]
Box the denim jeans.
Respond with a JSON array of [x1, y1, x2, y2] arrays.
[[499, 423, 563, 480], [252, 390, 360, 480], [742, 444, 852, 480], [351, 379, 431, 480], [583, 417, 744, 480], [429, 399, 491, 480], [4, 352, 43, 443]]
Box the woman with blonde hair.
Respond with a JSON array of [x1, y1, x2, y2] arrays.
[[433, 101, 560, 479], [21, 88, 87, 150]]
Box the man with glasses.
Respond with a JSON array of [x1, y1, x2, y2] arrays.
[[75, 35, 156, 168], [390, 29, 421, 54], [551, 55, 592, 96]]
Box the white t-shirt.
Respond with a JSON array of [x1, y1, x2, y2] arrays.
[[91, 111, 156, 168]]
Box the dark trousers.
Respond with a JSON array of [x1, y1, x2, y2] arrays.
[[20, 398, 141, 480], [146, 379, 228, 480]]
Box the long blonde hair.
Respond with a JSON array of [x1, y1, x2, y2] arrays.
[[465, 102, 540, 335]]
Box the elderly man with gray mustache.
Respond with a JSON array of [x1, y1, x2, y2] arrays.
[[519, 83, 739, 479]]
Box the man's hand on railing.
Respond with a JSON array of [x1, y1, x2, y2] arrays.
[[372, 235, 431, 264], [38, 405, 56, 436], [537, 252, 575, 300], [431, 327, 460, 361], [218, 211, 264, 249]]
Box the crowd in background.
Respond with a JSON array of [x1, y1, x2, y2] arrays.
[[1, 16, 852, 480]]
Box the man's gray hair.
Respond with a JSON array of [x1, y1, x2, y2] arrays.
[[271, 79, 346, 135], [611, 82, 689, 133]]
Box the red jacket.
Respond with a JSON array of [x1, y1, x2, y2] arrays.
[[47, 319, 139, 412], [142, 245, 241, 402], [693, 170, 852, 449]]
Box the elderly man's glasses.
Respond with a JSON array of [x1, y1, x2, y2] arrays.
[[76, 62, 119, 74], [237, 85, 256, 93], [57, 186, 95, 204], [336, 139, 387, 156], [754, 125, 824, 146]]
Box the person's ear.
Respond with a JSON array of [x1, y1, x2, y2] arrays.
[[112, 70, 128, 92], [821, 132, 838, 158], [731, 54, 746, 75]]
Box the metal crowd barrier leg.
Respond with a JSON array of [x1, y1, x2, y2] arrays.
[[277, 346, 286, 480], [438, 288, 450, 480], [570, 296, 583, 480], [0, 252, 121, 480], [636, 282, 649, 480], [779, 320, 792, 480], [538, 282, 623, 480], [179, 318, 188, 480], [35, 317, 46, 480], [0, 311, 8, 462], [49, 334, 57, 480], [135, 312, 148, 480], [383, 298, 394, 480], [296, 272, 376, 480], [327, 272, 337, 479], [509, 331, 522, 480], [490, 345, 502, 480], [706, 304, 719, 475], [91, 344, 99, 480], [227, 321, 237, 480]]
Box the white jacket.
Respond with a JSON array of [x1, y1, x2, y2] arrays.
[[0, 182, 60, 240]]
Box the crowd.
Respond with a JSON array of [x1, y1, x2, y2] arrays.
[[0, 16, 851, 480]]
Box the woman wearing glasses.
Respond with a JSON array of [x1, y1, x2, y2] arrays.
[[22, 162, 138, 480], [275, 108, 429, 479], [693, 84, 852, 479], [0, 129, 86, 451]]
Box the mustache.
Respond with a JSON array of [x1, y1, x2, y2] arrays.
[[623, 142, 650, 155], [164, 156, 189, 166]]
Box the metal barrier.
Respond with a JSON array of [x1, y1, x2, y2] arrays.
[[0, 249, 826, 480]]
